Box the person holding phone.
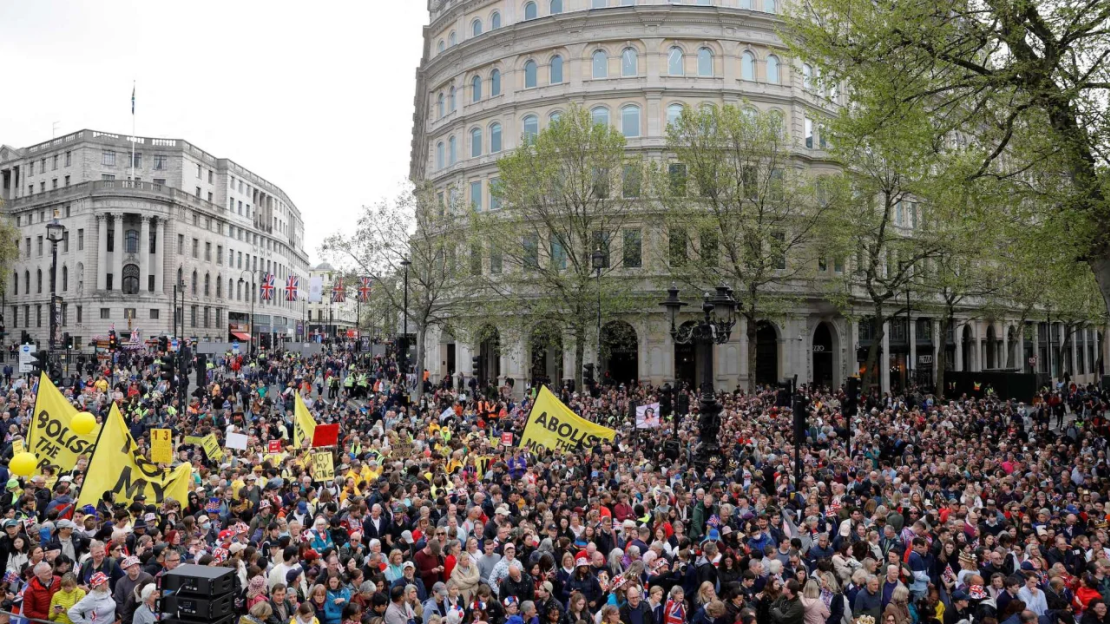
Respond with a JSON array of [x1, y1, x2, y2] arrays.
[[49, 574, 86, 624]]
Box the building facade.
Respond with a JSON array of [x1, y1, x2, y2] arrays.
[[0, 129, 310, 354], [305, 262, 359, 342], [411, 0, 1108, 393]]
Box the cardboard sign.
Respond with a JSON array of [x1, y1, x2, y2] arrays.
[[500, 432, 513, 446], [201, 434, 224, 462], [311, 451, 334, 482], [226, 432, 249, 450], [11, 439, 25, 455], [267, 440, 283, 454], [312, 423, 340, 448], [150, 429, 173, 464]]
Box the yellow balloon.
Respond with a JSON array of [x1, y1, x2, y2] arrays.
[[71, 412, 96, 436], [9, 452, 36, 477]]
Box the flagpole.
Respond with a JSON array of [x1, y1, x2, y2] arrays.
[[130, 81, 136, 183]]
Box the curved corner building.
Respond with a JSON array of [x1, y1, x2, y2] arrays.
[[409, 0, 1105, 393]]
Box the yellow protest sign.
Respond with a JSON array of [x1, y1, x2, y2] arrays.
[[519, 386, 616, 453], [311, 451, 334, 482], [150, 429, 173, 464], [293, 393, 317, 448], [12, 440, 25, 455], [27, 373, 100, 475], [77, 404, 192, 507], [201, 434, 224, 462]]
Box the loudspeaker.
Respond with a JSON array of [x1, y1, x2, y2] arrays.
[[163, 592, 235, 619], [160, 564, 237, 596], [162, 616, 235, 624]]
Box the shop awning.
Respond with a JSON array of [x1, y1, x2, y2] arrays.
[[230, 331, 251, 341]]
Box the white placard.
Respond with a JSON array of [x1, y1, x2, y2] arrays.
[[226, 432, 249, 450]]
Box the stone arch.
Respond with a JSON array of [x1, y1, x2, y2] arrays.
[[986, 324, 998, 369], [811, 320, 840, 389], [475, 324, 501, 386], [755, 320, 781, 385], [601, 320, 638, 386], [529, 321, 564, 387], [961, 324, 975, 371]]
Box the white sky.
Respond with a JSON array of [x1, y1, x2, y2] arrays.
[[0, 0, 428, 262]]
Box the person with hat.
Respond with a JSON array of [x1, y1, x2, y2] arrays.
[[391, 561, 428, 602], [67, 572, 116, 624], [49, 520, 88, 563], [565, 557, 603, 611], [112, 556, 153, 624]]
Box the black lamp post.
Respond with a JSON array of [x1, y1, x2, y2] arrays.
[[591, 248, 605, 375], [660, 284, 738, 470], [46, 212, 66, 377], [400, 258, 411, 377]]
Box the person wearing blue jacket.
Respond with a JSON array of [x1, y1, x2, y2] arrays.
[[323, 574, 351, 624]]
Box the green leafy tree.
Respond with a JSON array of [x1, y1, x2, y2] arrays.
[[470, 104, 643, 389], [786, 0, 1110, 316], [659, 104, 838, 391]]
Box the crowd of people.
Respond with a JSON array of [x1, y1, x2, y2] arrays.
[[0, 344, 1107, 624]]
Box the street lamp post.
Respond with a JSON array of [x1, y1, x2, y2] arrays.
[[45, 212, 67, 379], [400, 258, 411, 377], [240, 270, 254, 356], [660, 284, 738, 471], [591, 249, 605, 375]]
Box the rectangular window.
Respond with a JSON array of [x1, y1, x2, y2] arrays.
[[36, 236, 43, 257], [178, 233, 185, 255], [99, 307, 110, 319], [669, 227, 687, 266], [489, 178, 501, 210], [622, 229, 642, 268], [106, 273, 113, 290], [36, 305, 42, 328], [700, 228, 718, 265], [205, 242, 211, 261], [804, 118, 814, 149], [195, 186, 201, 198], [64, 175, 70, 186], [52, 155, 58, 170], [65, 151, 71, 167], [469, 244, 483, 276], [208, 170, 214, 184], [771, 230, 786, 269], [76, 228, 84, 251], [150, 308, 160, 319], [153, 155, 167, 170], [24, 237, 30, 257], [551, 238, 567, 270], [62, 231, 69, 253], [622, 164, 642, 198], [523, 235, 539, 270], [190, 305, 197, 328], [217, 245, 223, 264], [76, 305, 82, 324], [490, 248, 502, 274], [203, 307, 210, 328], [196, 164, 202, 178], [61, 303, 67, 327], [132, 153, 142, 168], [102, 151, 116, 166], [668, 163, 687, 196], [101, 174, 115, 181], [192, 238, 198, 258], [470, 181, 483, 211]]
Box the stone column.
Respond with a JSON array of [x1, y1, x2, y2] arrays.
[[139, 216, 151, 293], [932, 319, 941, 381], [881, 320, 891, 394], [1002, 323, 1010, 369], [1031, 322, 1040, 373], [1070, 326, 1078, 378], [738, 317, 749, 387], [96, 214, 107, 291], [111, 213, 124, 290], [908, 317, 917, 384], [154, 218, 166, 293], [954, 321, 964, 372]]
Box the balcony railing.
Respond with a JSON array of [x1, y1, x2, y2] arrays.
[[8, 179, 225, 214]]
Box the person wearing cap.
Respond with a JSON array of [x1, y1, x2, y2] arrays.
[[945, 590, 973, 624], [565, 557, 603, 610], [391, 561, 428, 602], [48, 520, 88, 563], [67, 572, 116, 624], [112, 556, 153, 624]]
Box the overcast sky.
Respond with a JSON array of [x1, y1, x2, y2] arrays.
[[0, 1, 427, 263]]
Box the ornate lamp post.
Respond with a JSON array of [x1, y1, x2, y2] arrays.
[[45, 212, 67, 378], [591, 248, 605, 374], [659, 284, 738, 470]]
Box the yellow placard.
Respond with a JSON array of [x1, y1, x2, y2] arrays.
[[150, 429, 173, 464], [311, 451, 334, 482], [27, 373, 100, 475], [12, 439, 25, 455], [77, 404, 192, 507], [519, 386, 616, 453], [293, 393, 318, 448], [201, 434, 224, 462]]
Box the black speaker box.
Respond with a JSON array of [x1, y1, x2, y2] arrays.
[[162, 615, 235, 624], [160, 564, 237, 596], [163, 591, 236, 619]]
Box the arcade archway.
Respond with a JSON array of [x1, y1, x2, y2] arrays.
[[529, 323, 563, 388], [601, 320, 638, 386], [755, 321, 780, 385], [812, 322, 839, 389]]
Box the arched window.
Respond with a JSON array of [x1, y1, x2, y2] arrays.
[[191, 269, 198, 296], [741, 52, 755, 81], [472, 19, 483, 36], [803, 63, 813, 89], [36, 269, 42, 294], [621, 48, 638, 76], [471, 128, 483, 157], [438, 40, 445, 53], [550, 55, 563, 84], [438, 92, 445, 117], [765, 0, 776, 12], [436, 142, 445, 169], [593, 50, 608, 78], [125, 228, 140, 253], [491, 69, 502, 95], [491, 11, 501, 28], [62, 265, 68, 292], [491, 122, 503, 152], [23, 270, 28, 295], [217, 276, 223, 298], [122, 264, 140, 295], [550, 0, 563, 13], [472, 76, 483, 102], [667, 103, 684, 126], [668, 47, 684, 75], [449, 86, 457, 111], [522, 115, 539, 142], [766, 55, 780, 84], [448, 31, 457, 46], [769, 109, 785, 138], [621, 104, 641, 137], [204, 272, 210, 296], [448, 136, 457, 164], [12, 272, 17, 296], [524, 1, 538, 19], [549, 110, 562, 123], [697, 48, 713, 77], [591, 106, 610, 127], [524, 60, 538, 87]]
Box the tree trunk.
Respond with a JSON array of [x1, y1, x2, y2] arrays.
[[863, 307, 886, 393], [746, 312, 758, 394], [936, 315, 951, 399], [414, 326, 427, 388]]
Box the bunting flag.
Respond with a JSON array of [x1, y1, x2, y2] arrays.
[[357, 277, 372, 303], [331, 277, 346, 303], [259, 273, 275, 302], [285, 275, 299, 302]]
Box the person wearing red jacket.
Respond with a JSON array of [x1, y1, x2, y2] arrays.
[[22, 562, 61, 622]]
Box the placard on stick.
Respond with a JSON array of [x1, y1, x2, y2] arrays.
[[312, 424, 339, 448]]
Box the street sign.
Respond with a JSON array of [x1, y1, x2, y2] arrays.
[[170, 339, 179, 352], [232, 341, 240, 355], [18, 344, 34, 374]]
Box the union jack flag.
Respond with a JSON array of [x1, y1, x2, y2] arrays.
[[285, 275, 299, 302], [259, 273, 275, 302], [331, 277, 346, 303], [357, 276, 372, 303]]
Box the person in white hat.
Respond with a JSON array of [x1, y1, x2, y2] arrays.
[[113, 556, 152, 624]]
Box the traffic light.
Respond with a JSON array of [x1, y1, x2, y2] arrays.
[[32, 350, 48, 376], [659, 383, 673, 417], [793, 393, 809, 444], [195, 354, 207, 388], [159, 336, 169, 353], [108, 330, 118, 351], [471, 355, 480, 377], [583, 363, 595, 386], [63, 332, 72, 350], [160, 358, 175, 384]]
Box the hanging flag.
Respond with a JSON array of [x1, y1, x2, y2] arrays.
[[131, 83, 135, 115], [357, 277, 372, 303], [285, 275, 299, 302], [259, 273, 275, 301], [331, 277, 346, 303]]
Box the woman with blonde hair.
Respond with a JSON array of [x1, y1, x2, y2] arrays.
[[883, 585, 912, 624], [801, 579, 831, 624], [695, 581, 716, 607]]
